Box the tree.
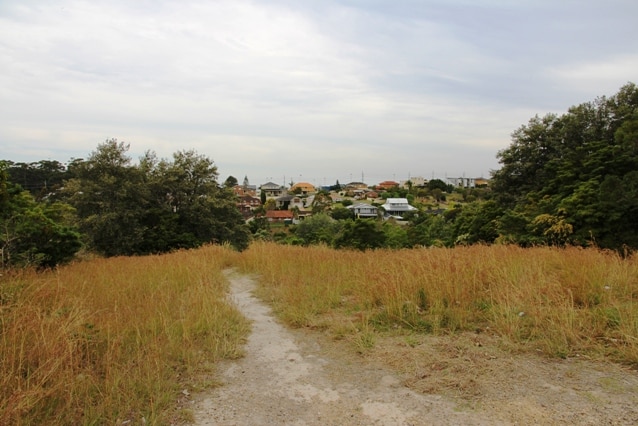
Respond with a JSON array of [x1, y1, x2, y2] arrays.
[[427, 179, 449, 192], [1, 161, 81, 269], [490, 83, 638, 251], [334, 219, 386, 250], [407, 214, 452, 247], [382, 221, 409, 249], [224, 175, 238, 188], [311, 191, 332, 213], [451, 201, 502, 245], [330, 206, 354, 220], [64, 140, 250, 255], [142, 149, 250, 252], [63, 139, 148, 256], [263, 198, 276, 211], [293, 213, 341, 246], [6, 160, 69, 200]]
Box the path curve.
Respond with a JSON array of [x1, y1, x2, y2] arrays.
[[193, 270, 497, 425]]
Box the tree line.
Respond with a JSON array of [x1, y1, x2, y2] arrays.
[[2, 83, 637, 268], [1, 140, 250, 268]]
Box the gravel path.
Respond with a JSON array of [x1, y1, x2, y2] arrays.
[[193, 271, 638, 425], [193, 271, 497, 425]]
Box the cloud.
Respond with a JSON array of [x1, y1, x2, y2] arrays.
[[547, 55, 638, 97], [1, 0, 636, 183]]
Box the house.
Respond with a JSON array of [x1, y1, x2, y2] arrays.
[[260, 182, 286, 198], [347, 203, 379, 218], [365, 190, 379, 200], [265, 210, 294, 222], [275, 194, 295, 210], [294, 209, 313, 223], [290, 182, 316, 195], [381, 198, 417, 219], [400, 176, 427, 188], [232, 185, 257, 197], [275, 194, 305, 210], [377, 180, 399, 190], [345, 182, 368, 190], [236, 195, 261, 219], [474, 177, 490, 187], [237, 194, 260, 209]]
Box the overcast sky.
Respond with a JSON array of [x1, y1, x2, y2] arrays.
[[1, 0, 636, 186]]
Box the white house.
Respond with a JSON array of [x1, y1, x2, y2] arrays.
[[381, 198, 417, 219]]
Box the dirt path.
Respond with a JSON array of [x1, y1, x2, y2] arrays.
[[193, 271, 638, 425]]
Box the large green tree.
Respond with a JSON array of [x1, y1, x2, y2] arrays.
[[334, 219, 386, 250], [64, 140, 148, 256], [64, 139, 250, 256], [293, 213, 342, 246], [491, 83, 638, 250]]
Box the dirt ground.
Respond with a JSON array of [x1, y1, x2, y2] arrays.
[[192, 271, 638, 425]]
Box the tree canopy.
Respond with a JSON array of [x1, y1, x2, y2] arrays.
[[63, 139, 250, 256], [491, 82, 638, 250], [1, 161, 81, 268]]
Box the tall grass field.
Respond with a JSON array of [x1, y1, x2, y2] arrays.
[[237, 243, 638, 361], [0, 245, 248, 425], [2, 241, 638, 424]]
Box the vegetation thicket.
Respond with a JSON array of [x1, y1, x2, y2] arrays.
[[0, 245, 248, 425], [1, 139, 250, 269], [490, 82, 638, 250]]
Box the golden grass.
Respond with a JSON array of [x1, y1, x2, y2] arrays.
[[3, 241, 638, 424], [238, 242, 638, 363], [0, 245, 248, 425]]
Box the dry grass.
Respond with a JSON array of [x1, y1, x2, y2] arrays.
[[238, 242, 638, 364], [3, 241, 638, 424], [0, 245, 249, 425]]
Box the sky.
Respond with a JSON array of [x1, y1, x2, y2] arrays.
[[1, 0, 637, 187]]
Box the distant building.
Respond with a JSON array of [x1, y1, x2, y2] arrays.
[[290, 182, 316, 195], [348, 203, 379, 218], [345, 182, 368, 190], [377, 180, 400, 190], [275, 194, 306, 210], [400, 176, 427, 188], [381, 198, 417, 219], [236, 195, 261, 218], [447, 177, 490, 188], [265, 210, 294, 222], [474, 177, 490, 187], [232, 185, 257, 197], [260, 182, 286, 198]]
